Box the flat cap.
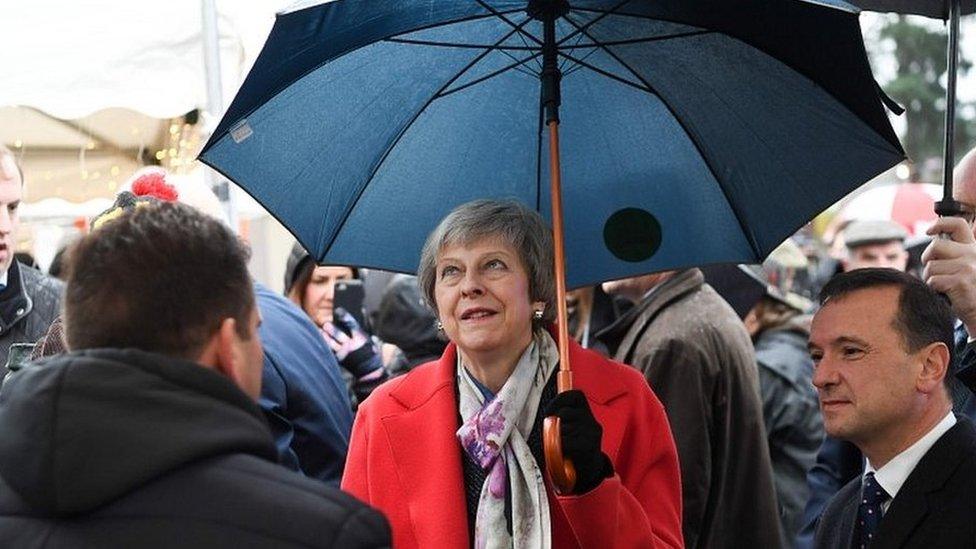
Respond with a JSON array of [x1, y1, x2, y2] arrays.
[[843, 220, 907, 249]]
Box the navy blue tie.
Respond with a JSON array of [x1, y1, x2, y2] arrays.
[[857, 472, 890, 548]]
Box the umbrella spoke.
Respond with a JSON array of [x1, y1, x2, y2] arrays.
[[559, 30, 714, 49], [555, 50, 652, 95], [473, 0, 544, 46], [561, 46, 601, 78], [497, 47, 543, 79], [438, 51, 545, 98], [384, 7, 524, 42], [386, 38, 537, 51], [558, 11, 712, 78], [556, 0, 633, 47], [558, 19, 591, 72]]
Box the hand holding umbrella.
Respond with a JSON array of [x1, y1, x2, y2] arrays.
[[543, 389, 614, 494], [923, 216, 976, 334]]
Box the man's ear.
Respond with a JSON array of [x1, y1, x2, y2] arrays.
[[213, 317, 245, 387], [916, 341, 950, 394]]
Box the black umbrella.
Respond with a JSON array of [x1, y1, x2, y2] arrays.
[[852, 0, 974, 18], [853, 0, 976, 216]]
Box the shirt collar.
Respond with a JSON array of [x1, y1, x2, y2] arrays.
[[0, 268, 8, 287], [866, 410, 957, 499]]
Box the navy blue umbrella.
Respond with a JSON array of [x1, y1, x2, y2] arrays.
[[201, 0, 903, 490], [203, 0, 901, 288]]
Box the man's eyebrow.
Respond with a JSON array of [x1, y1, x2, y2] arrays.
[[808, 335, 869, 352], [834, 335, 870, 347]]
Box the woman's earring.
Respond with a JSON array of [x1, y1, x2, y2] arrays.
[[436, 320, 444, 332], [533, 309, 544, 321]]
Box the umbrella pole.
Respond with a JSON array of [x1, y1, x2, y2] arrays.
[[936, 0, 969, 217], [548, 120, 573, 394], [534, 0, 577, 494]]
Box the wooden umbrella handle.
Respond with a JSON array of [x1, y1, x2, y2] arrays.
[[543, 416, 577, 493], [544, 369, 576, 493], [543, 117, 577, 494]]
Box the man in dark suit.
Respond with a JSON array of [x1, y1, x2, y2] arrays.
[[809, 268, 976, 548]]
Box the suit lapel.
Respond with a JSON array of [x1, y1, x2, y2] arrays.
[[382, 348, 467, 549], [874, 419, 974, 548], [837, 486, 859, 549]]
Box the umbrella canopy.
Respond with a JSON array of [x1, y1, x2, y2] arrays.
[[850, 0, 975, 18], [201, 0, 903, 288]]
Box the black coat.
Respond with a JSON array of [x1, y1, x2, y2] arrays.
[[813, 417, 976, 549], [0, 261, 62, 374], [0, 348, 390, 548]]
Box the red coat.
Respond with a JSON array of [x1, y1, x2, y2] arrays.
[[341, 336, 683, 548]]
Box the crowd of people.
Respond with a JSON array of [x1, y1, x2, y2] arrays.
[[0, 138, 973, 549]]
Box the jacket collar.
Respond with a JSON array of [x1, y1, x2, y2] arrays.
[[874, 417, 976, 547], [597, 268, 703, 360], [0, 261, 32, 335]]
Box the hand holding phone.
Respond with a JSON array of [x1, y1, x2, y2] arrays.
[[333, 279, 367, 334]]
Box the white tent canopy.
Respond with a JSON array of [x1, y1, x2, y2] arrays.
[[1, 0, 288, 204]]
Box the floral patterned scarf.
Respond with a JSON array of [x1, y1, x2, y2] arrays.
[[457, 331, 558, 549]]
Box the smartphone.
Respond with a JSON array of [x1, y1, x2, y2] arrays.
[[4, 342, 36, 375], [334, 279, 368, 333]]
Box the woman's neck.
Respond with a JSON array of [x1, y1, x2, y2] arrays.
[[459, 333, 534, 394]]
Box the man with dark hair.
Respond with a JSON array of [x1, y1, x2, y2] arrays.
[[0, 145, 62, 374], [0, 203, 390, 548], [809, 268, 976, 548]]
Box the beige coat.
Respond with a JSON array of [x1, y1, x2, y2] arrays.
[[598, 268, 783, 549]]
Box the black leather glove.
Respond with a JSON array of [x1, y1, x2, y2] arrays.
[[543, 389, 614, 494]]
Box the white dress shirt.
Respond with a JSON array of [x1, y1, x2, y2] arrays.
[[864, 411, 957, 513]]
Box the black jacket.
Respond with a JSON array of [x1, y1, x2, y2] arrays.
[[0, 348, 390, 548], [0, 261, 62, 374], [813, 417, 976, 549]]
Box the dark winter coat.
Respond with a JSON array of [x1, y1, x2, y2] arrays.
[[0, 261, 62, 374], [256, 283, 354, 485], [0, 348, 390, 548], [754, 317, 823, 545], [597, 268, 783, 549]]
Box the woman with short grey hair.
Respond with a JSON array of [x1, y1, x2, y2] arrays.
[[342, 199, 683, 548], [417, 199, 557, 325]]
